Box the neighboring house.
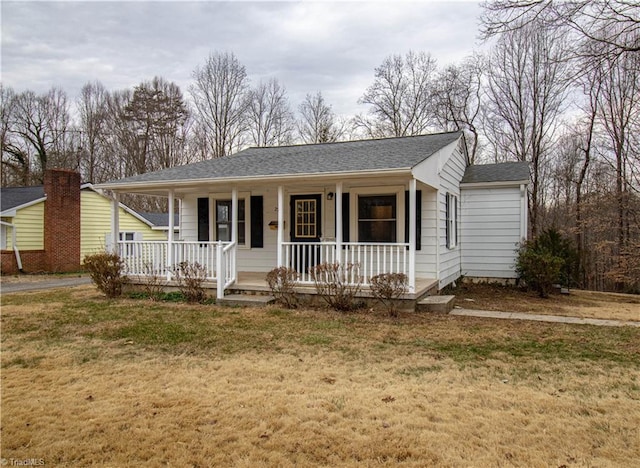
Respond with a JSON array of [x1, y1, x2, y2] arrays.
[[1, 169, 173, 274], [97, 131, 530, 298], [137, 212, 180, 237]]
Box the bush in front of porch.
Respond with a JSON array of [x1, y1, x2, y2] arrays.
[[310, 262, 362, 312], [370, 273, 408, 317], [266, 267, 300, 309], [84, 252, 128, 299]]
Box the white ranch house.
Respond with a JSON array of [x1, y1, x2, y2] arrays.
[[98, 131, 529, 299]]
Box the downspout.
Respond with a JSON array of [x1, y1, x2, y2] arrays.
[[1, 221, 23, 272]]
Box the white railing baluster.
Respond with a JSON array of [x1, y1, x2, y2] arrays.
[[119, 239, 411, 289], [117, 240, 240, 282]]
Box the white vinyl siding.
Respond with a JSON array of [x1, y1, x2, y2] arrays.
[[461, 186, 523, 278], [182, 189, 278, 272], [414, 186, 437, 279], [438, 141, 467, 288]]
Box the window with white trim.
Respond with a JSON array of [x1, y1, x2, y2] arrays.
[[118, 232, 139, 256], [358, 194, 397, 243], [446, 193, 458, 249], [0, 223, 8, 250], [119, 232, 136, 242], [215, 199, 246, 245]]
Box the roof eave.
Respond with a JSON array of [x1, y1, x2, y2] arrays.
[[96, 168, 413, 193], [460, 180, 530, 188]]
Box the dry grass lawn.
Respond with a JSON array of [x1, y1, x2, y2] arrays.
[[1, 285, 639, 467], [452, 283, 640, 322]]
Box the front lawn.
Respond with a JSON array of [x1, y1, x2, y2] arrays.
[[1, 285, 639, 466]]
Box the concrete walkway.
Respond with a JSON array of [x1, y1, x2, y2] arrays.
[[451, 308, 640, 328], [0, 276, 91, 294]]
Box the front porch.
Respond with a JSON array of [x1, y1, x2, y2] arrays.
[[118, 239, 435, 300], [111, 171, 437, 299]]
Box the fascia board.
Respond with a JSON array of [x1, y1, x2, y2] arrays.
[[96, 168, 412, 193], [460, 180, 529, 189]]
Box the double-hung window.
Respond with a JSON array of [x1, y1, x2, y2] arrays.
[[358, 195, 397, 243], [215, 199, 245, 245], [446, 193, 458, 249], [119, 232, 137, 256]]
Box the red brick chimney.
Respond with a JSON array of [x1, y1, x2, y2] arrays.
[[44, 169, 81, 272]]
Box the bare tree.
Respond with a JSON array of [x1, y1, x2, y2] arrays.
[[596, 47, 640, 272], [1, 87, 75, 185], [431, 53, 485, 162], [0, 85, 26, 185], [356, 51, 438, 137], [246, 78, 294, 146], [480, 0, 640, 60], [77, 81, 111, 183], [190, 51, 250, 157], [483, 21, 570, 235], [104, 88, 134, 180], [297, 92, 344, 144]]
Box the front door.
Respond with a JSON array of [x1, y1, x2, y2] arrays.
[[290, 194, 322, 273]]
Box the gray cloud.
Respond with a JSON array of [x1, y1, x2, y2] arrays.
[[1, 1, 483, 116]]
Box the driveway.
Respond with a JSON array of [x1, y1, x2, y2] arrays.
[[0, 276, 92, 294]]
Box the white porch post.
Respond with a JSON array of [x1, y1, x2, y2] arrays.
[[167, 189, 175, 280], [111, 192, 120, 255], [335, 181, 343, 264], [408, 178, 416, 293], [277, 185, 284, 267], [231, 187, 238, 244]]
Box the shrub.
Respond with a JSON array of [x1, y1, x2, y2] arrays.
[[370, 273, 408, 317], [266, 267, 299, 309], [516, 228, 578, 298], [84, 252, 128, 298], [142, 263, 167, 301], [173, 261, 208, 303], [310, 262, 362, 312]]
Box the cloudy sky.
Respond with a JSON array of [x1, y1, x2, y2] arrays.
[[1, 0, 485, 117]]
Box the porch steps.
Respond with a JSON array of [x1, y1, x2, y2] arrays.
[[217, 294, 276, 307], [416, 295, 456, 313]]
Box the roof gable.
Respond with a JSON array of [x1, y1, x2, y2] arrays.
[[100, 131, 462, 187]]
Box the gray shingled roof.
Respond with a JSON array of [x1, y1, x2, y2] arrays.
[[461, 162, 530, 184], [101, 131, 462, 187], [1, 186, 45, 212], [138, 212, 180, 227]]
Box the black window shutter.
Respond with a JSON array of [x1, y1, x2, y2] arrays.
[[197, 197, 209, 242], [250, 195, 263, 248], [404, 190, 422, 250], [341, 192, 350, 243], [445, 193, 450, 248]]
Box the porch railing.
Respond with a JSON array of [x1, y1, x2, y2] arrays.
[[117, 240, 233, 284], [281, 241, 409, 285]]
